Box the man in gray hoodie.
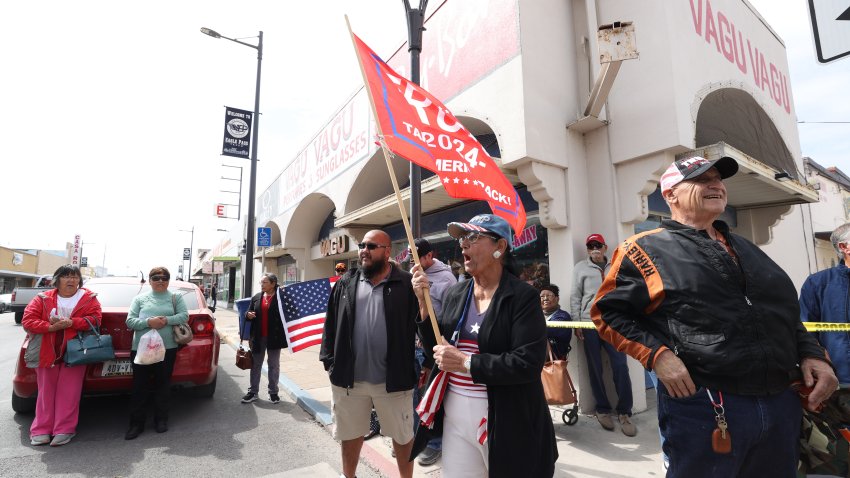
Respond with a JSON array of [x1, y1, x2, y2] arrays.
[[570, 233, 636, 437], [411, 238, 457, 466]]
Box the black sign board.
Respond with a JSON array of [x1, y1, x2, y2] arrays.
[[81, 257, 88, 267], [183, 248, 191, 260], [222, 107, 253, 158]]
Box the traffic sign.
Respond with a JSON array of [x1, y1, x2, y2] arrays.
[[808, 0, 850, 63], [183, 248, 191, 260], [81, 257, 88, 267], [258, 227, 272, 247]]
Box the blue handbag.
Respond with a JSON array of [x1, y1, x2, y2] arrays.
[[64, 317, 115, 366]]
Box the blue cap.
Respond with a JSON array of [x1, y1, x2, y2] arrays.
[[447, 214, 514, 249]]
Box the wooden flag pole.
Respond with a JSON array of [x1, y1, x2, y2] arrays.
[[345, 16, 443, 346]]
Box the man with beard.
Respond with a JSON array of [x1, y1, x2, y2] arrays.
[[320, 229, 419, 478], [570, 233, 637, 437]]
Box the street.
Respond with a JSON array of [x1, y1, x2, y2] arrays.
[[0, 311, 382, 478]]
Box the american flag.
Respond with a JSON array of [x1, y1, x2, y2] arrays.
[[276, 276, 339, 353]]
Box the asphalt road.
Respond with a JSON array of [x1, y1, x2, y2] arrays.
[[0, 311, 382, 478]]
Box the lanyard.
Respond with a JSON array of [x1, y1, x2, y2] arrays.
[[449, 280, 476, 345]]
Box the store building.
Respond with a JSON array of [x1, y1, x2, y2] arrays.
[[250, 0, 820, 412], [804, 157, 850, 270]]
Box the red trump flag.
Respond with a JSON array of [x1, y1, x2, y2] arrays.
[[351, 32, 526, 235]]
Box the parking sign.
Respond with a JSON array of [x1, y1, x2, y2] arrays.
[[258, 227, 272, 247]]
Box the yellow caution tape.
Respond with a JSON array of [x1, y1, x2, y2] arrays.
[[546, 321, 850, 332]]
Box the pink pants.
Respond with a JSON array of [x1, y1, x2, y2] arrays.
[[31, 363, 86, 436]]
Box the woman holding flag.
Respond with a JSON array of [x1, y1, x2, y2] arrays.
[[411, 214, 557, 477], [241, 273, 287, 405]]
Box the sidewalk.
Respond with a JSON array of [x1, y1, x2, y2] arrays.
[[215, 306, 665, 477]]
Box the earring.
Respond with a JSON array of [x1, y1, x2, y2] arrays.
[[493, 250, 502, 259]]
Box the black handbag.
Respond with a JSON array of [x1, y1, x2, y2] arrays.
[[64, 317, 115, 366]]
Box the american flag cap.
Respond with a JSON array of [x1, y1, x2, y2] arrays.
[[660, 155, 738, 194], [447, 214, 513, 249]]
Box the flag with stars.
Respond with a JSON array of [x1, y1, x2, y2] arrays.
[[351, 32, 527, 235], [276, 276, 340, 353]]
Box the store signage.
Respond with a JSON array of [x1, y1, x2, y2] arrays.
[[214, 262, 224, 274], [216, 204, 226, 218], [320, 236, 349, 256], [808, 0, 850, 63], [221, 106, 253, 159], [688, 0, 791, 113], [202, 262, 212, 274], [512, 225, 538, 250], [71, 234, 81, 266]]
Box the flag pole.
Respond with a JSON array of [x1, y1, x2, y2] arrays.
[[345, 16, 443, 346]]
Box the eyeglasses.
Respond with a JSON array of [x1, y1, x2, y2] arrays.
[[357, 242, 389, 251], [458, 231, 498, 246], [150, 276, 170, 282], [587, 243, 604, 250]]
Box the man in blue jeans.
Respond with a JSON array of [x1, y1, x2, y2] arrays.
[[570, 233, 636, 436]]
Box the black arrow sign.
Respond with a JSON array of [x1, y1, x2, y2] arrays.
[[838, 6, 850, 20]]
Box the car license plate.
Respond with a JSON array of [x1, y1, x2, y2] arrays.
[[101, 359, 132, 377]]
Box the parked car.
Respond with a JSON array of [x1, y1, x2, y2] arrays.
[[0, 293, 11, 313], [9, 275, 54, 324], [12, 277, 220, 414]]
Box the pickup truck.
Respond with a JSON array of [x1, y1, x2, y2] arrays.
[[9, 275, 53, 324]]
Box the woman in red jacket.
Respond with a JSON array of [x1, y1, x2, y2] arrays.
[[22, 264, 102, 447]]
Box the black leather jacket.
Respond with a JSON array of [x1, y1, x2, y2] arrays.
[[593, 219, 829, 395], [319, 267, 419, 392]]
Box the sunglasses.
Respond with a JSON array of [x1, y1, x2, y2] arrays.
[[458, 231, 498, 246], [150, 276, 170, 282], [587, 243, 604, 250], [357, 242, 389, 251]]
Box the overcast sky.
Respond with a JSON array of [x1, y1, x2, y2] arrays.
[[2, 0, 847, 278]]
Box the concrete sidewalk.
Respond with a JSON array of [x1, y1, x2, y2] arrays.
[[214, 306, 665, 478]]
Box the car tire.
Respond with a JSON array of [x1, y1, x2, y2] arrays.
[[191, 372, 217, 398], [12, 391, 36, 414], [0, 304, 6, 313], [14, 310, 23, 325]]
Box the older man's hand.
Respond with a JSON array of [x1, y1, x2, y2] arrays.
[[801, 358, 838, 412], [654, 349, 697, 398]]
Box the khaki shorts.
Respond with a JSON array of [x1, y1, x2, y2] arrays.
[[331, 382, 414, 444]]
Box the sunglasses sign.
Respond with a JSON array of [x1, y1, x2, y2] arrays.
[[221, 106, 253, 159]]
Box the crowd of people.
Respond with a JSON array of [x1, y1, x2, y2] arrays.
[[18, 153, 847, 478]]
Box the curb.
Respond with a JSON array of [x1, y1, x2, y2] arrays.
[[222, 334, 333, 426]]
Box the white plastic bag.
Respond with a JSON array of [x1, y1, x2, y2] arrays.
[[134, 329, 165, 365]]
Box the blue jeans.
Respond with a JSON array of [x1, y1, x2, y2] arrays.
[[658, 382, 801, 478], [582, 330, 633, 415]]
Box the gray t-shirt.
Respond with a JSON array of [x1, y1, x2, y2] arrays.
[[352, 274, 388, 384]]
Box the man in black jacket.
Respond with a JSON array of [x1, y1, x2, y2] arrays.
[[593, 155, 837, 477], [320, 229, 419, 478]]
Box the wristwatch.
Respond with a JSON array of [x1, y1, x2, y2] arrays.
[[463, 355, 472, 372]]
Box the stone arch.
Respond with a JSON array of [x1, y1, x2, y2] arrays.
[[694, 87, 797, 178], [284, 193, 336, 249]]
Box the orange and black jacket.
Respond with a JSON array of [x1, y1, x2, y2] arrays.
[[592, 219, 829, 396]]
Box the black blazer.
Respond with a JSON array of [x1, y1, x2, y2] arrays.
[[248, 291, 288, 350]]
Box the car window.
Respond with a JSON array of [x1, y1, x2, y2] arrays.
[[84, 283, 200, 309]]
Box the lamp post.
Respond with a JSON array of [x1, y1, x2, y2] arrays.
[[201, 26, 263, 298], [179, 227, 194, 282], [402, 0, 428, 238]]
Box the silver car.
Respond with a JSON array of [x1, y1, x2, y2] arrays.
[[0, 293, 10, 313]]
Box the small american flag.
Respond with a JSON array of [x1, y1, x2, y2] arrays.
[[276, 276, 339, 353]]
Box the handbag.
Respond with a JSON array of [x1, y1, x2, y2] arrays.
[[541, 343, 574, 405], [235, 342, 254, 370], [170, 293, 193, 345], [65, 317, 116, 366]]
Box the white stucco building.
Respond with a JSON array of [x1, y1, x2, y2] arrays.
[[234, 0, 823, 413]]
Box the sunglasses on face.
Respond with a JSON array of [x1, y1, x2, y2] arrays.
[[358, 242, 389, 251], [150, 276, 170, 282], [587, 243, 604, 250], [458, 231, 498, 246]]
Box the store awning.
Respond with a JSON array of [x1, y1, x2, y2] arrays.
[[690, 142, 818, 209], [212, 256, 241, 262], [0, 270, 44, 279], [253, 244, 288, 260], [815, 231, 832, 241], [334, 172, 519, 228]]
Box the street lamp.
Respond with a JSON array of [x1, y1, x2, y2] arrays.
[[201, 26, 263, 298], [179, 227, 194, 282]]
